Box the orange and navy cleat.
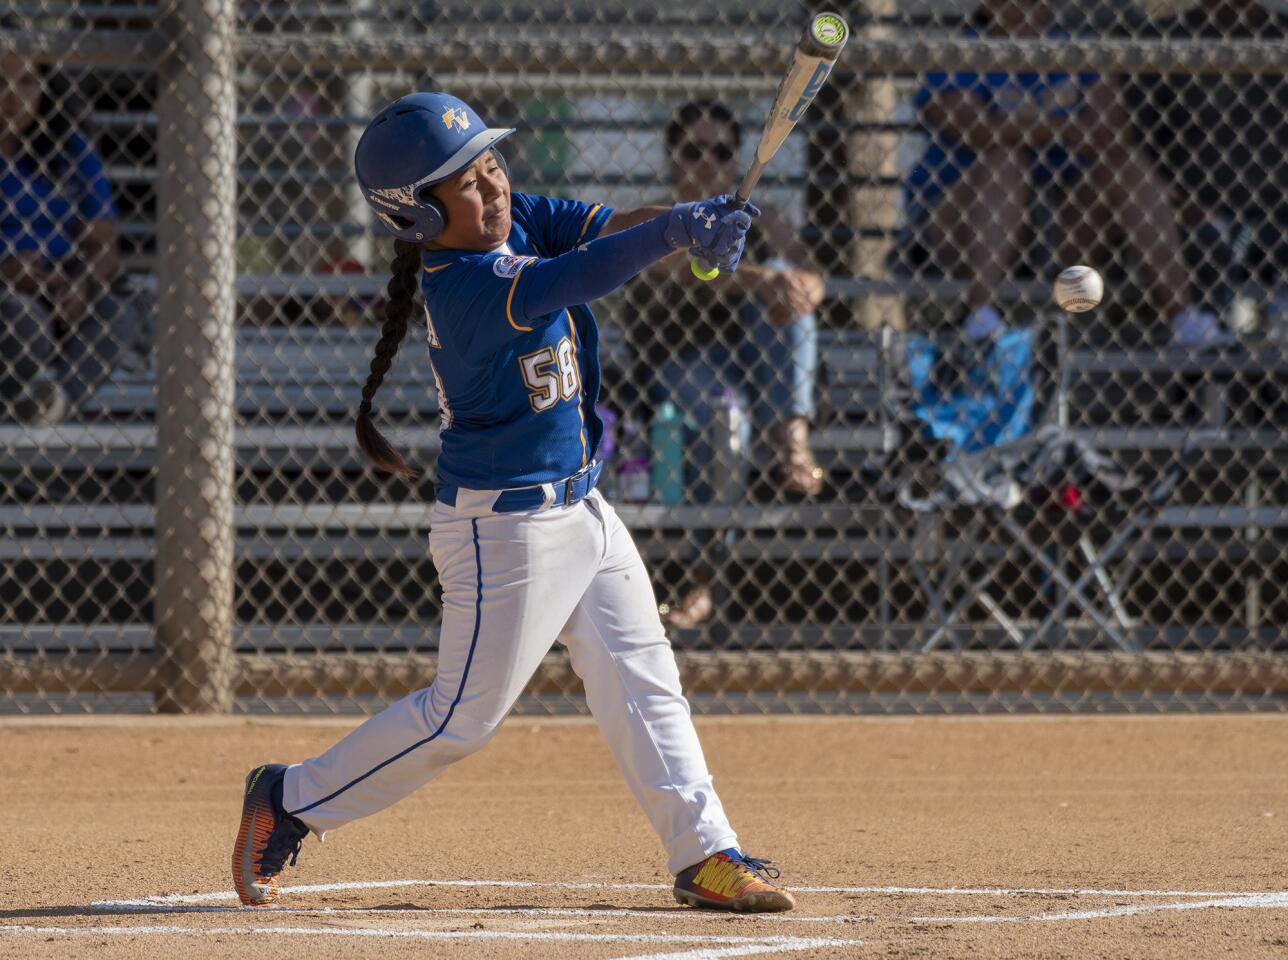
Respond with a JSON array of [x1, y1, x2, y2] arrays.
[[673, 849, 796, 912], [232, 763, 310, 907]]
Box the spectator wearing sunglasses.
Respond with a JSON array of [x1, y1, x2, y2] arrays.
[[622, 100, 826, 629]]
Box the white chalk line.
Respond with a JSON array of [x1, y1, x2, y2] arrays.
[[836, 884, 1262, 898], [83, 902, 864, 923], [0, 876, 1274, 953], [908, 891, 1288, 925], [0, 922, 860, 953], [87, 877, 1275, 909], [617, 943, 843, 960]]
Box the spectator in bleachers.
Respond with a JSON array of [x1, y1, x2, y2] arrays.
[[895, 0, 1230, 348], [1135, 0, 1288, 328], [0, 58, 141, 423], [622, 100, 826, 628]]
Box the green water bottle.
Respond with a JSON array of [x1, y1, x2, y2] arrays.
[[650, 402, 686, 505]]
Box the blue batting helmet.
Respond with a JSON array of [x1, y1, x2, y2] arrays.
[[354, 92, 516, 243]]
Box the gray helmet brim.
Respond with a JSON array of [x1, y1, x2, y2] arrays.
[[412, 127, 516, 188]]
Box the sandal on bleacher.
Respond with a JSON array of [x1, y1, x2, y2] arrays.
[[776, 417, 824, 497], [660, 584, 714, 630]]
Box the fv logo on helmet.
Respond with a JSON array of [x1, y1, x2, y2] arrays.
[[442, 107, 471, 132]]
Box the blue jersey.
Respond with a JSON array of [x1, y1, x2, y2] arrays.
[[420, 191, 615, 491], [0, 132, 116, 264]]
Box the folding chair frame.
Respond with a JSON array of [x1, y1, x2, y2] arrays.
[[875, 312, 1184, 652]]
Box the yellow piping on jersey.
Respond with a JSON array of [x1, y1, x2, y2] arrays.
[[423, 263, 451, 274], [577, 203, 604, 242], [506, 261, 535, 332], [427, 354, 452, 430], [567, 311, 588, 468]]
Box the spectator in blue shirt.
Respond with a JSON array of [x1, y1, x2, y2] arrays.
[[0, 59, 142, 422], [895, 0, 1228, 348]]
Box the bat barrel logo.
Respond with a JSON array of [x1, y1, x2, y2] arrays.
[[692, 12, 849, 282], [787, 62, 833, 122]]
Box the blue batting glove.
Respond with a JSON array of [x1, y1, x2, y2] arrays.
[[710, 193, 757, 220], [708, 194, 762, 221], [691, 233, 749, 274], [663, 196, 760, 252]]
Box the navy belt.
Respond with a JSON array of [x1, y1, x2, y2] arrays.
[[438, 460, 603, 513]]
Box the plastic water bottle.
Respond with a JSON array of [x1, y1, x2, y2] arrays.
[[705, 388, 748, 505], [615, 417, 651, 503], [649, 401, 686, 505]]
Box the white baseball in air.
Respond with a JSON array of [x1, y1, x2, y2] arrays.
[[1053, 265, 1104, 313]]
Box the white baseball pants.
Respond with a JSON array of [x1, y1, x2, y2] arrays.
[[281, 487, 738, 874]]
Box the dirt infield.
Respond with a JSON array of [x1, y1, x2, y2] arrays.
[[1, 714, 1285, 959]]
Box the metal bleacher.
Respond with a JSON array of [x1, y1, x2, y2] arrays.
[[8, 314, 1287, 630], [8, 0, 1287, 656]]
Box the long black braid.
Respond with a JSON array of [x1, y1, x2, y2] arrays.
[[355, 238, 422, 477]]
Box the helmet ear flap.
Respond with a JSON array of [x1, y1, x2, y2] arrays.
[[415, 184, 448, 241], [420, 198, 447, 241]]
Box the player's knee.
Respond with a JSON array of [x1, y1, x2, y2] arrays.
[[412, 688, 504, 756], [607, 638, 686, 692], [435, 710, 504, 759]]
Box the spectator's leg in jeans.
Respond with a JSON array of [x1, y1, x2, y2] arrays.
[[0, 292, 57, 420], [740, 289, 821, 497], [54, 289, 136, 411], [650, 350, 737, 629]]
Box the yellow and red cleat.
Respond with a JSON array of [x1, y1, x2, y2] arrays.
[[673, 849, 797, 912]]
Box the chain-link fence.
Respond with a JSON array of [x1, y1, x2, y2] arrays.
[[1, 0, 1285, 714]]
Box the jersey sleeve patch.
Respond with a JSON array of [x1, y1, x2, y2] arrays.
[[492, 254, 537, 279]]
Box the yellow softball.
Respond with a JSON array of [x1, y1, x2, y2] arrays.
[[690, 257, 720, 281]]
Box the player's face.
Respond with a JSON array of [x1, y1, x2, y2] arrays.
[[670, 118, 739, 202], [429, 151, 511, 251]]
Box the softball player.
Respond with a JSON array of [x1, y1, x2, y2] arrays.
[[232, 92, 796, 914]]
